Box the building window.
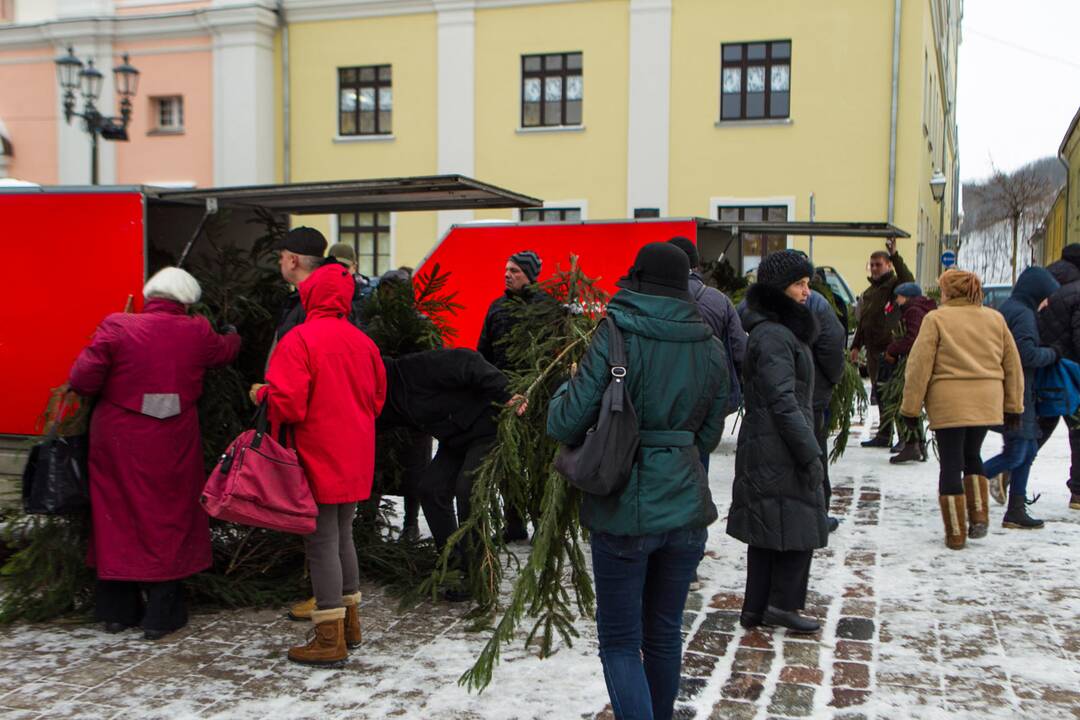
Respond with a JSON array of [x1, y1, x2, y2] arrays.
[[720, 41, 791, 121], [522, 52, 583, 128], [719, 205, 788, 272], [521, 207, 582, 223], [339, 212, 391, 276], [634, 208, 661, 219], [151, 96, 184, 132], [339, 65, 392, 136]]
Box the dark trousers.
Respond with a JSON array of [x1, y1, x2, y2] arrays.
[[1037, 415, 1080, 494], [401, 434, 433, 530], [591, 527, 707, 720], [418, 437, 493, 549], [304, 502, 360, 610], [813, 408, 832, 505], [983, 438, 1039, 498], [742, 546, 814, 615], [95, 579, 187, 633], [868, 352, 894, 440], [935, 426, 989, 495]]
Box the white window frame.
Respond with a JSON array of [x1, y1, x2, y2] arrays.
[[516, 199, 588, 223], [330, 212, 396, 277], [710, 195, 796, 272], [151, 96, 184, 133]]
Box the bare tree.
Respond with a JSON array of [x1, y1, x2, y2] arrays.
[[985, 162, 1054, 284]]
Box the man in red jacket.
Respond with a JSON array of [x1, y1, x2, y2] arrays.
[[254, 261, 386, 667]]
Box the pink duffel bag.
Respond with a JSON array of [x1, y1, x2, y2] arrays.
[[201, 404, 317, 535]]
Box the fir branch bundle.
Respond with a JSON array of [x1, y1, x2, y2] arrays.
[[828, 360, 869, 463], [422, 257, 609, 691]]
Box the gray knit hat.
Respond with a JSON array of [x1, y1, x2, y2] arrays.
[[509, 250, 542, 282], [756, 249, 815, 290]]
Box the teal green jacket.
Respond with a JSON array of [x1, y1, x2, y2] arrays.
[[547, 290, 729, 536]]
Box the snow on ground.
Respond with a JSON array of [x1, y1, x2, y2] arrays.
[[0, 406, 1078, 719]]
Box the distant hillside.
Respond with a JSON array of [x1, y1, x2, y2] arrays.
[[957, 156, 1065, 283]]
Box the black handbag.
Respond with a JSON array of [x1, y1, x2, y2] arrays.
[[22, 397, 90, 515], [554, 316, 640, 496]]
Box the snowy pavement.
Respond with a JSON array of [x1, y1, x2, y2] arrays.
[[1, 417, 1078, 719]]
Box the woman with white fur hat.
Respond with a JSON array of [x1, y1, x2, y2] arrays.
[[68, 267, 241, 640]]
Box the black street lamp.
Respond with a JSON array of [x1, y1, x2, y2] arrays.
[[55, 47, 140, 185]]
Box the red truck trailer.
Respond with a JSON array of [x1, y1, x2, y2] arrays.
[[0, 176, 538, 438], [416, 217, 909, 351], [414, 218, 737, 351]]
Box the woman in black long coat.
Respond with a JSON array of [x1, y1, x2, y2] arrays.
[[727, 250, 829, 633]]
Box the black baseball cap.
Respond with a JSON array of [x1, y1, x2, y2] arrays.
[[273, 226, 327, 256]]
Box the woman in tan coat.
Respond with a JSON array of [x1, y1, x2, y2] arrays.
[[901, 270, 1023, 549]]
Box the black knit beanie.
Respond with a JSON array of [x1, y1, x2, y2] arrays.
[[667, 236, 700, 268], [616, 242, 690, 299], [509, 250, 542, 282], [756, 249, 815, 291]]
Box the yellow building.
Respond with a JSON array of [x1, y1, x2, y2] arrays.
[[1042, 187, 1067, 266], [278, 0, 961, 290], [1059, 104, 1080, 251]]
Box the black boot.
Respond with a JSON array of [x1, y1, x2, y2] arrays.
[[739, 611, 762, 629], [763, 606, 820, 634], [861, 434, 892, 448], [889, 441, 923, 465], [1002, 492, 1044, 529], [889, 439, 904, 454], [1071, 493, 1080, 511]]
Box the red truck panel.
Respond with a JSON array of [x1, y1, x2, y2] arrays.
[[0, 192, 145, 435], [417, 220, 698, 351]]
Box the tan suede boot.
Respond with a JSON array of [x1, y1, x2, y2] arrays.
[[963, 475, 990, 539], [343, 592, 362, 649], [939, 494, 968, 550], [288, 607, 347, 666]]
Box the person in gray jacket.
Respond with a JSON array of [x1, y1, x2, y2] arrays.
[[668, 238, 746, 467]]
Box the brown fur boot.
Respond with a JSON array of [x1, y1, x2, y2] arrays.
[[939, 494, 967, 550], [343, 592, 362, 649], [963, 475, 990, 539], [288, 607, 347, 666]]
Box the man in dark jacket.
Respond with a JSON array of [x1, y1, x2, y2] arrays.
[[885, 282, 937, 464], [1037, 243, 1080, 510], [728, 249, 828, 634], [983, 267, 1060, 529], [378, 349, 514, 558], [271, 227, 330, 345], [477, 250, 546, 371], [850, 238, 915, 447], [668, 237, 746, 421], [477, 249, 548, 541]]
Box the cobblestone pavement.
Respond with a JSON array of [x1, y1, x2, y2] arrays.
[[1, 424, 1078, 719]]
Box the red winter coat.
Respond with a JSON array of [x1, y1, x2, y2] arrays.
[[260, 263, 386, 504], [68, 299, 241, 581], [886, 296, 938, 358]]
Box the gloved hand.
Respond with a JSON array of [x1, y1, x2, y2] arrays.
[[1004, 413, 1022, 433], [221, 324, 238, 335]]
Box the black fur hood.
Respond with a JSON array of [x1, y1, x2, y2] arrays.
[[740, 282, 819, 344]]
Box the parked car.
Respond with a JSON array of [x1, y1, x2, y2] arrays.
[[983, 284, 1012, 309]]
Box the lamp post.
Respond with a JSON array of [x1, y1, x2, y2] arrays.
[[930, 169, 947, 269], [54, 47, 140, 185]]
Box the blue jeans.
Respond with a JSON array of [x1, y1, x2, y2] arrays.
[[983, 437, 1039, 497], [591, 527, 708, 720]]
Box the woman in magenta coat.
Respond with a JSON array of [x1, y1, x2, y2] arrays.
[[68, 267, 240, 640]]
